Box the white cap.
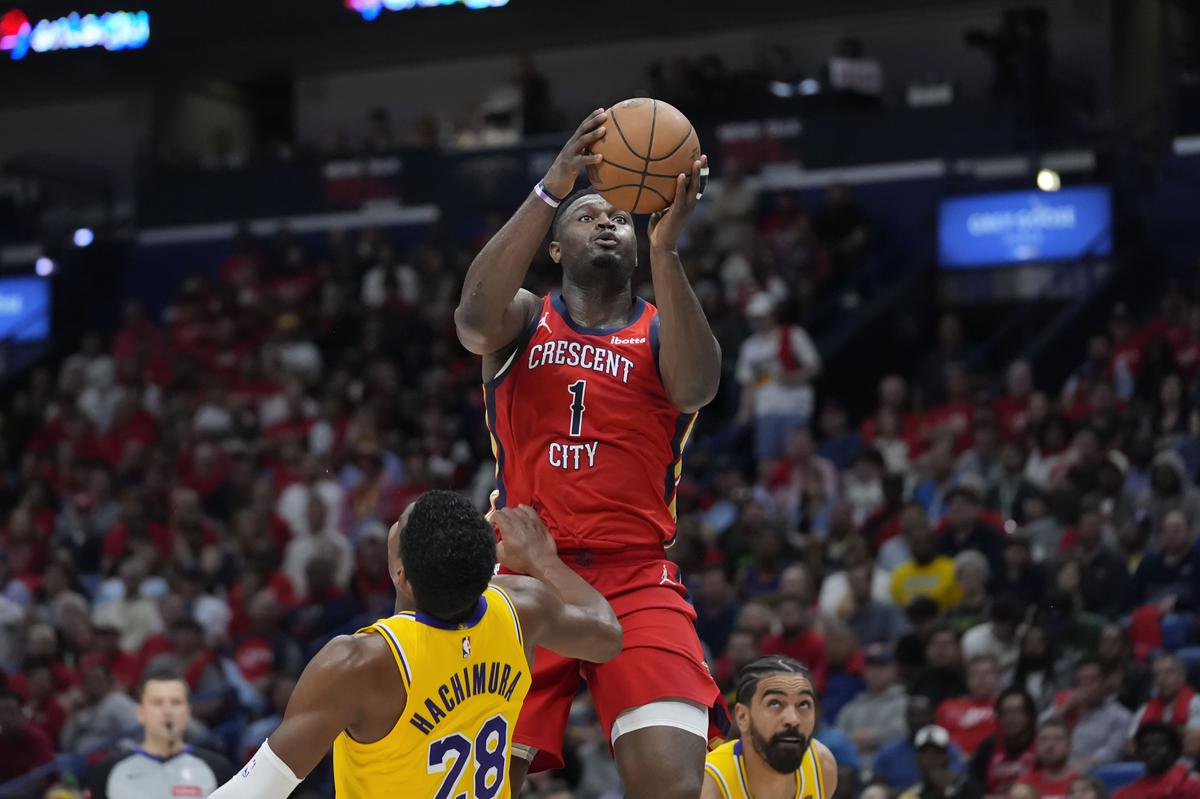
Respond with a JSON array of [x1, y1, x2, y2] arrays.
[[746, 292, 776, 318], [914, 725, 951, 749]]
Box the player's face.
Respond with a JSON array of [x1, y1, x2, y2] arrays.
[[550, 195, 637, 280], [738, 674, 817, 775]]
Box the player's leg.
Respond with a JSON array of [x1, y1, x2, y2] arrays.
[[612, 705, 708, 799], [507, 648, 578, 797], [586, 601, 723, 799]]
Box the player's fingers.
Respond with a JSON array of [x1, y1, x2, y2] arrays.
[[580, 126, 606, 145], [672, 172, 687, 207], [569, 109, 607, 143]]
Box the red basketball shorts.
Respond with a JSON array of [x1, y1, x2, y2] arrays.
[[503, 547, 726, 772]]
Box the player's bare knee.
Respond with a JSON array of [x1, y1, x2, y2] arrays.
[[622, 762, 702, 799]]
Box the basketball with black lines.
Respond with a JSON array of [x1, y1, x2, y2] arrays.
[[586, 98, 702, 214]]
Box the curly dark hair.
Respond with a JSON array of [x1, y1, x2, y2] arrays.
[[398, 490, 496, 622]]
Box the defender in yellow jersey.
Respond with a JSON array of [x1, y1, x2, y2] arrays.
[[702, 657, 838, 799], [210, 493, 621, 799]]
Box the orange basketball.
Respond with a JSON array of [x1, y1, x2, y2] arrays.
[[586, 98, 702, 214]]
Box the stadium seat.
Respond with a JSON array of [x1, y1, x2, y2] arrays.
[[1093, 762, 1146, 793], [1160, 614, 1195, 651], [1175, 646, 1200, 670]]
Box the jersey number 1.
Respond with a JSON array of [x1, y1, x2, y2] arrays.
[[427, 714, 508, 799], [567, 379, 587, 437]]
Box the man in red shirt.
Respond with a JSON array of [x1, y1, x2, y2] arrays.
[[1113, 722, 1200, 799], [1017, 718, 1078, 799], [0, 688, 54, 784], [936, 654, 1000, 755], [760, 594, 829, 691]]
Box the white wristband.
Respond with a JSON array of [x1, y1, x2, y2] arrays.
[[209, 739, 302, 799], [534, 181, 562, 208]]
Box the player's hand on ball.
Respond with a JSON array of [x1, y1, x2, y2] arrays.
[[494, 505, 558, 575], [648, 154, 708, 252], [542, 108, 607, 198]]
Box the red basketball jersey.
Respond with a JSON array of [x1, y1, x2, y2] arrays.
[[485, 292, 696, 551]]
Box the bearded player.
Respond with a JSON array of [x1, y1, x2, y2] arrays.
[[455, 107, 722, 799], [703, 657, 839, 799]]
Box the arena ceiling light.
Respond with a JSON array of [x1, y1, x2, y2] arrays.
[[73, 228, 94, 248], [34, 256, 54, 276], [1036, 168, 1062, 192]]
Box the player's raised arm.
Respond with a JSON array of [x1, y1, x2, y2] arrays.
[[491, 506, 622, 663], [209, 634, 389, 799], [646, 155, 722, 413], [455, 109, 608, 356]]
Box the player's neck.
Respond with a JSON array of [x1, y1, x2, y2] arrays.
[[560, 280, 633, 329], [743, 746, 799, 799]]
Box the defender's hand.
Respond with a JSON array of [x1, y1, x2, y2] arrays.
[[494, 505, 558, 576], [542, 109, 607, 198], [648, 154, 708, 251]]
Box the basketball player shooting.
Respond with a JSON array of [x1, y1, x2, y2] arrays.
[[208, 493, 621, 799], [455, 107, 723, 799]]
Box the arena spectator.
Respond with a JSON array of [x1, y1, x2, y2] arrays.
[[988, 440, 1038, 523], [1139, 451, 1200, 542], [0, 688, 54, 787], [760, 593, 828, 689], [1131, 508, 1200, 612], [875, 695, 966, 792], [961, 595, 1022, 683], [60, 663, 139, 754], [970, 688, 1038, 796], [1012, 625, 1069, 712], [1129, 655, 1200, 759], [1062, 505, 1133, 617], [840, 561, 911, 646], [891, 506, 962, 610], [91, 556, 162, 655], [1047, 659, 1134, 772], [913, 436, 961, 522], [911, 627, 967, 707], [1095, 623, 1149, 713], [835, 643, 909, 767], [735, 292, 822, 461], [1016, 718, 1079, 799], [945, 549, 992, 634], [900, 725, 983, 799], [1111, 722, 1200, 799], [940, 488, 1006, 574], [990, 533, 1046, 609], [936, 654, 1001, 755]]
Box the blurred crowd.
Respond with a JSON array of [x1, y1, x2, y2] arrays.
[[0, 164, 1199, 799]]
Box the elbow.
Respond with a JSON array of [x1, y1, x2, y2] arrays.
[[599, 620, 624, 662], [671, 374, 721, 414], [453, 305, 492, 356]]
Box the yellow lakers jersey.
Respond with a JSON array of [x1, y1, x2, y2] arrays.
[[704, 738, 827, 799], [332, 584, 530, 799]]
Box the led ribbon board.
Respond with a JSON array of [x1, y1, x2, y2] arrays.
[[345, 0, 509, 22], [0, 7, 149, 60]]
